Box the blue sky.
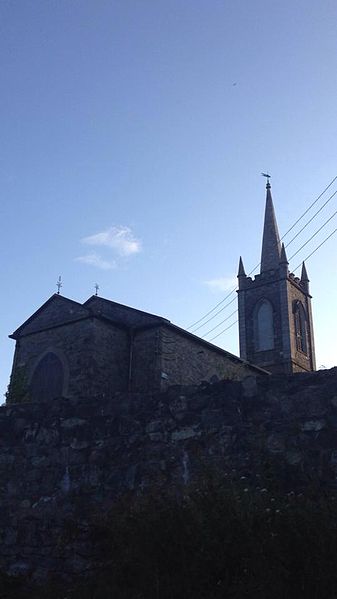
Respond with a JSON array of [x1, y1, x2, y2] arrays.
[[1, 0, 337, 398]]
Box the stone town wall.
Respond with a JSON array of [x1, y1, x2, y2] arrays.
[[1, 368, 337, 580]]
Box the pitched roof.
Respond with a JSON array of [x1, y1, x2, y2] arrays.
[[10, 294, 91, 339], [83, 295, 170, 328], [10, 294, 268, 375]]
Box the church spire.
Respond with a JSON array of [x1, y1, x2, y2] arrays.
[[260, 181, 281, 273]]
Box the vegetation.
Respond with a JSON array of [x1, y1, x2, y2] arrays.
[[5, 367, 29, 404], [2, 478, 337, 598]]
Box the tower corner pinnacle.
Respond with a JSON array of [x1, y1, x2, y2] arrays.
[[238, 256, 246, 277], [301, 261, 310, 293]]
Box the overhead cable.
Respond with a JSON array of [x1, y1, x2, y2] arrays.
[[281, 175, 337, 240], [191, 297, 237, 333], [207, 221, 337, 341], [288, 209, 337, 262], [187, 174, 337, 331], [209, 319, 238, 342], [201, 309, 237, 338], [187, 289, 237, 331], [285, 189, 337, 249], [292, 228, 337, 273]]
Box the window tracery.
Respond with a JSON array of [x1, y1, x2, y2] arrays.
[[293, 301, 307, 353], [254, 299, 274, 351]]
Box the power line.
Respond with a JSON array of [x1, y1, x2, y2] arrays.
[[292, 227, 337, 273], [207, 221, 337, 341], [285, 189, 337, 249], [281, 175, 337, 239], [288, 209, 337, 262], [201, 309, 237, 338], [186, 174, 337, 331], [209, 319, 238, 342], [198, 206, 337, 337], [189, 258, 261, 333], [187, 288, 237, 331], [204, 207, 337, 343], [191, 296, 236, 333]]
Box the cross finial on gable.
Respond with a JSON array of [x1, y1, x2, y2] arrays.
[[56, 276, 62, 294]]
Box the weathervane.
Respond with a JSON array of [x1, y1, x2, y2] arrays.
[[261, 172, 271, 186], [95, 283, 99, 296], [56, 276, 62, 294]]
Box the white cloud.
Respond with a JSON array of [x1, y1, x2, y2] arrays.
[[75, 253, 116, 270], [204, 276, 237, 293], [82, 225, 142, 257]]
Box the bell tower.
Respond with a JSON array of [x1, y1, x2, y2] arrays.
[[237, 180, 316, 374]]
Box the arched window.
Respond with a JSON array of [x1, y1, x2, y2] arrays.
[[30, 352, 64, 402], [293, 301, 307, 353], [254, 300, 274, 351]]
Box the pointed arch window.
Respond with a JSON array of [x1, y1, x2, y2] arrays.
[[30, 352, 64, 402], [293, 301, 308, 353], [254, 299, 274, 351]]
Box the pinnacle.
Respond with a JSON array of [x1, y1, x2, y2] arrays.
[[280, 243, 288, 264], [301, 261, 309, 282], [238, 256, 246, 277]]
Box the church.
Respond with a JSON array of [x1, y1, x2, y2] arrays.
[[7, 181, 315, 404], [8, 294, 266, 404], [237, 179, 316, 374]]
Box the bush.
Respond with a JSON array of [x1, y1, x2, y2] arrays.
[[3, 479, 337, 598]]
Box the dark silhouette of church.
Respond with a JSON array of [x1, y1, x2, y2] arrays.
[[237, 180, 316, 374], [7, 180, 316, 404], [8, 294, 266, 404]]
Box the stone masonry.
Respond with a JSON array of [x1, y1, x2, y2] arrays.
[[1, 368, 337, 580], [238, 181, 315, 374], [8, 294, 266, 403]]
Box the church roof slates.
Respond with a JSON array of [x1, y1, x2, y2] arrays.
[[84, 295, 170, 328], [10, 294, 91, 339]]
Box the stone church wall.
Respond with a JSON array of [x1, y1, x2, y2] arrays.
[[90, 318, 130, 396], [12, 319, 98, 401], [11, 318, 131, 402], [239, 276, 285, 373], [158, 325, 253, 389], [286, 279, 315, 372], [131, 327, 162, 392], [1, 368, 337, 581]]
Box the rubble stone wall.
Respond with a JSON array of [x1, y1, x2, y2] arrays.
[[1, 368, 337, 580]]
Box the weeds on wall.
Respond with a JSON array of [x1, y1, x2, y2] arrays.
[[5, 367, 29, 404], [3, 475, 337, 599]]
